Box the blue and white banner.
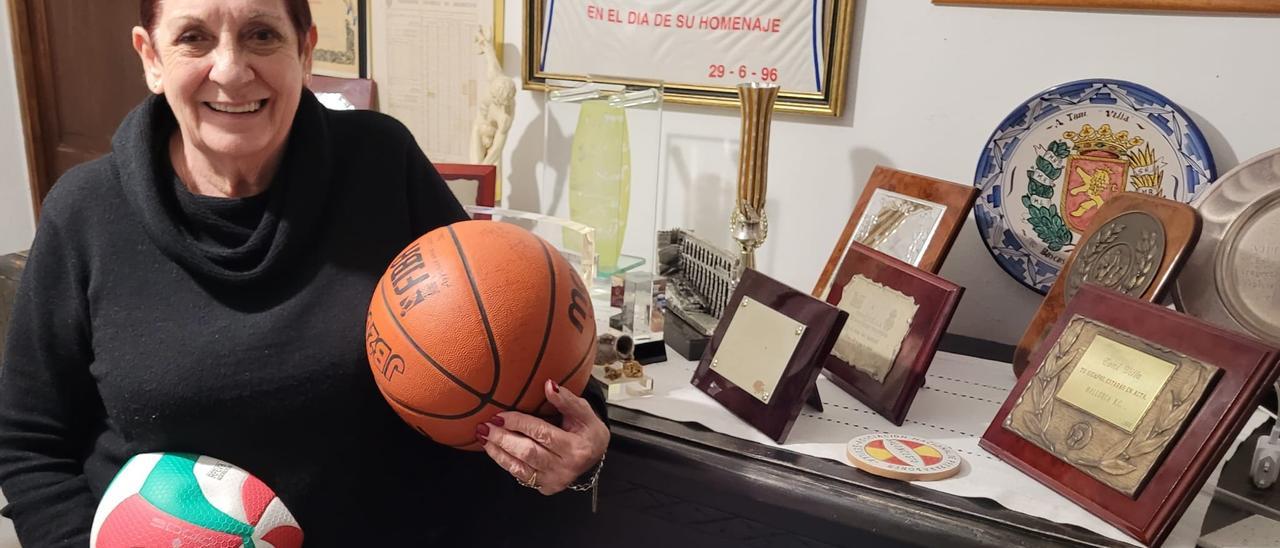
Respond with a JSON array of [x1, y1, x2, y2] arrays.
[[540, 0, 825, 93]]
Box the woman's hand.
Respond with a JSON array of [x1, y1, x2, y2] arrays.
[[477, 379, 609, 495]]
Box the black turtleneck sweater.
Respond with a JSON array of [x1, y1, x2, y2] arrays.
[[0, 92, 598, 546]]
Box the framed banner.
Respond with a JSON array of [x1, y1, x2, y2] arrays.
[[523, 0, 856, 116], [934, 0, 1280, 13], [310, 0, 365, 78]]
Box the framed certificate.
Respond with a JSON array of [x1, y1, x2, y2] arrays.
[[813, 166, 976, 299], [310, 0, 365, 78], [821, 242, 964, 426], [982, 284, 1280, 546], [691, 269, 847, 443]]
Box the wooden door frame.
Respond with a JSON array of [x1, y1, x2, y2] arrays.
[[7, 0, 51, 221]]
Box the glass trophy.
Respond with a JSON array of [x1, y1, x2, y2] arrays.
[[463, 206, 596, 285], [541, 76, 666, 368]]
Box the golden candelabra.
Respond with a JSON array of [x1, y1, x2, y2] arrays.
[[729, 82, 780, 277]]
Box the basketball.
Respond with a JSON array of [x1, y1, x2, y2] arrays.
[[90, 453, 302, 548], [365, 220, 597, 451]]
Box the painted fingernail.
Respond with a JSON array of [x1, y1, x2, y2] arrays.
[[476, 423, 490, 439], [550, 380, 561, 393], [487, 415, 505, 427]]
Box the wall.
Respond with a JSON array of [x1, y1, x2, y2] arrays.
[[0, 1, 35, 256], [498, 0, 1280, 345]]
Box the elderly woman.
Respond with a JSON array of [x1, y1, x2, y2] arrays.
[[0, 0, 609, 545]]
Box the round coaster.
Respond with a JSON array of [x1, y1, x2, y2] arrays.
[[845, 434, 962, 482]]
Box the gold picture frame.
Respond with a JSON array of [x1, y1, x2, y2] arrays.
[[521, 1, 856, 116], [933, 0, 1280, 14]]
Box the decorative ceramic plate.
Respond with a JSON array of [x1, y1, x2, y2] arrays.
[[845, 433, 962, 481], [1174, 147, 1280, 347], [973, 79, 1216, 294]]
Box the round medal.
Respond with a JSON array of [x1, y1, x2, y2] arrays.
[[845, 434, 962, 481]]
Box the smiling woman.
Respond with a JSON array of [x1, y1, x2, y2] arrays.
[[0, 0, 609, 546], [133, 0, 317, 198]]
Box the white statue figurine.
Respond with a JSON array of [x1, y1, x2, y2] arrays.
[[469, 26, 515, 166]]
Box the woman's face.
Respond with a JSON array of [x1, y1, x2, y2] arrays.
[[132, 0, 316, 162]]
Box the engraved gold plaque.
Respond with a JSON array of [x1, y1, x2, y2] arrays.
[[1005, 317, 1218, 496], [709, 296, 805, 404], [1054, 335, 1176, 433], [831, 275, 919, 383]]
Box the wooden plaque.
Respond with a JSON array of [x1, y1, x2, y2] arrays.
[[982, 285, 1280, 546], [692, 269, 847, 443], [1013, 193, 1200, 377], [813, 166, 977, 298], [822, 242, 964, 426]]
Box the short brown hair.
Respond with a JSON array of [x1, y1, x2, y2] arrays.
[[139, 0, 313, 53]]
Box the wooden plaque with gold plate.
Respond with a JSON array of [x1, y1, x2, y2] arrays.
[[1012, 192, 1200, 377], [981, 285, 1280, 546], [692, 269, 848, 443], [813, 166, 978, 298]]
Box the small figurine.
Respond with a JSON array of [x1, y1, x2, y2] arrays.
[[469, 26, 515, 167]]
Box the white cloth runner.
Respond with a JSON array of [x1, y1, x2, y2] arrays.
[[613, 350, 1266, 547]]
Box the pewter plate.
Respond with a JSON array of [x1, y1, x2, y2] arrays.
[[1174, 147, 1280, 346]]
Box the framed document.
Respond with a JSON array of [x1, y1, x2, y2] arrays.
[[691, 269, 847, 443], [310, 0, 365, 78], [933, 0, 1280, 14], [813, 166, 977, 298], [982, 285, 1280, 546], [523, 0, 855, 116], [821, 242, 964, 426], [369, 0, 504, 164], [1013, 192, 1201, 376]]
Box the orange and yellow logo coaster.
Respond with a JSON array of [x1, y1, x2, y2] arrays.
[[845, 434, 962, 481]]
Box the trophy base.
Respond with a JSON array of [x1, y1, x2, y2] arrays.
[[591, 365, 655, 401], [664, 309, 711, 361]]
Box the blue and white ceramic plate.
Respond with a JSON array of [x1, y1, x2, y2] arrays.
[[973, 79, 1216, 294]]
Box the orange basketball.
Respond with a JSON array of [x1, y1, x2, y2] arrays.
[[365, 220, 597, 451]]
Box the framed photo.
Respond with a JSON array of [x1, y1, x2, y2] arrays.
[[436, 163, 498, 209], [821, 243, 964, 426], [1013, 192, 1201, 376], [813, 166, 977, 298], [310, 0, 366, 78], [523, 0, 856, 116], [982, 284, 1280, 546], [691, 269, 847, 443], [933, 0, 1280, 13]]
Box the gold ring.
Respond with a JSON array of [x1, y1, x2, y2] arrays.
[[517, 470, 540, 489]]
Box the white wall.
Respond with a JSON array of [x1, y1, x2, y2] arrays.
[[0, 0, 35, 256], [497, 0, 1280, 345]]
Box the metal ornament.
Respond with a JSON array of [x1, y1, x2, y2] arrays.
[[1175, 147, 1280, 347], [1065, 211, 1165, 301]]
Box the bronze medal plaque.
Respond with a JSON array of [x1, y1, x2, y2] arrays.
[[1065, 212, 1165, 302], [1004, 316, 1218, 497]]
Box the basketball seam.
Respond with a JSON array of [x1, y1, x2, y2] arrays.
[[506, 238, 558, 409], [375, 380, 487, 420], [447, 226, 503, 398], [379, 277, 492, 411], [558, 321, 595, 386]]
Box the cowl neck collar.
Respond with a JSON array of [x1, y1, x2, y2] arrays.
[[111, 90, 333, 285]]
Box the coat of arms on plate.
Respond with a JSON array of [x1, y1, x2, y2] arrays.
[[1022, 124, 1166, 252]]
